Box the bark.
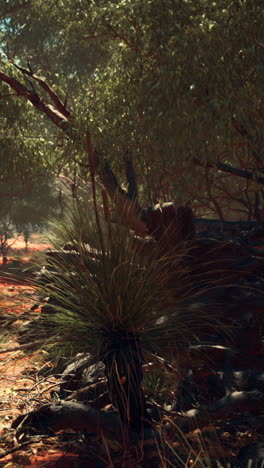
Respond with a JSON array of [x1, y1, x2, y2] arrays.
[[0, 72, 75, 136], [12, 401, 123, 440], [12, 401, 158, 443], [100, 333, 153, 431], [123, 150, 138, 200], [95, 157, 148, 235], [11, 62, 72, 120]]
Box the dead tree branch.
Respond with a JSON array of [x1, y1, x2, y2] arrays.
[[175, 390, 264, 433], [193, 158, 264, 185]]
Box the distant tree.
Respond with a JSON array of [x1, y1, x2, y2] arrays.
[[10, 181, 60, 232], [0, 194, 15, 261]]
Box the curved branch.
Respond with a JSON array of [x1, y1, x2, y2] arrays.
[[11, 62, 72, 120], [0, 71, 74, 136]]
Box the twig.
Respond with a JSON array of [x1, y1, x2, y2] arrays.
[[193, 157, 264, 185], [0, 440, 30, 460], [0, 340, 44, 355], [36, 382, 62, 398], [65, 378, 107, 401]]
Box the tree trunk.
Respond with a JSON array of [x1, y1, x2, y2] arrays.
[[100, 330, 152, 431]]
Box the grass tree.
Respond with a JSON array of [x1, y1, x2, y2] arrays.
[[29, 197, 225, 435]]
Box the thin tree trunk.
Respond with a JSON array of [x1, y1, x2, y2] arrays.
[[101, 332, 152, 431]]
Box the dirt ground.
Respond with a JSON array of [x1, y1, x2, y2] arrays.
[[0, 235, 262, 467], [0, 235, 77, 467], [0, 236, 135, 467]]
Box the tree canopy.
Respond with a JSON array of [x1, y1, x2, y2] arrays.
[[1, 0, 264, 219]]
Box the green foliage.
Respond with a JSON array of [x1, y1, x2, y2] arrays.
[[11, 181, 60, 226], [1, 0, 264, 215], [0, 180, 60, 252]]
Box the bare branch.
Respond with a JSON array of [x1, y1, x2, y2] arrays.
[[96, 156, 148, 235], [193, 158, 264, 185], [0, 71, 74, 136], [11, 62, 72, 120], [0, 69, 148, 235]]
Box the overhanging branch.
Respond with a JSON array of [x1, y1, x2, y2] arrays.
[[0, 69, 148, 234], [0, 71, 73, 135], [193, 158, 264, 185], [11, 62, 72, 120]]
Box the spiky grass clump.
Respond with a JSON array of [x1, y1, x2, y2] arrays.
[[27, 201, 227, 428], [32, 207, 218, 358]]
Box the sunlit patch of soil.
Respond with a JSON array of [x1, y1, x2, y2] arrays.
[[2, 234, 53, 267], [0, 240, 58, 466], [0, 283, 37, 313], [7, 234, 53, 253], [0, 282, 43, 423]]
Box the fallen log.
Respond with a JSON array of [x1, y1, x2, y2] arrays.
[[12, 401, 159, 443], [12, 401, 123, 440], [12, 390, 264, 442]]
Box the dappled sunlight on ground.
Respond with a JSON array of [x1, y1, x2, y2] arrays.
[[4, 234, 53, 259], [0, 283, 36, 312]]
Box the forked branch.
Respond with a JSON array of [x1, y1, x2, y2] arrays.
[[0, 71, 73, 135], [0, 68, 148, 233], [11, 62, 72, 120]]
